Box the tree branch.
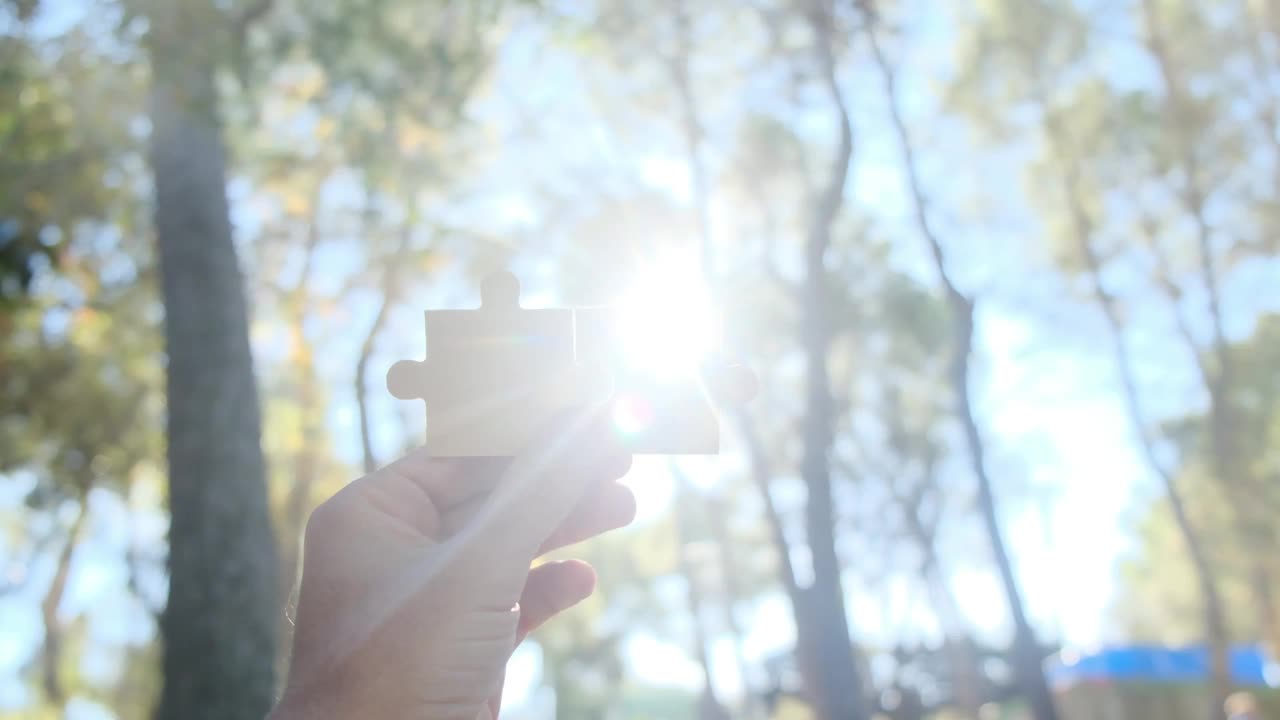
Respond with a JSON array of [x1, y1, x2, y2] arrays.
[[735, 411, 799, 599], [355, 199, 417, 474], [40, 489, 91, 708], [867, 17, 1059, 720]]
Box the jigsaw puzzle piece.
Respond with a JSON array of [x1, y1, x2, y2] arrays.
[[574, 306, 719, 454], [388, 272, 611, 457]]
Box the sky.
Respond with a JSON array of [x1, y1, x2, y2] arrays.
[[4, 1, 1280, 718]]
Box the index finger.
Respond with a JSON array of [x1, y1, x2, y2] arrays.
[[380, 451, 511, 511], [453, 407, 630, 567]]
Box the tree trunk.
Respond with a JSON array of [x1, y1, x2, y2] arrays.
[[355, 294, 391, 475], [1142, 0, 1280, 672], [146, 4, 279, 718], [1039, 92, 1233, 712], [952, 302, 1060, 720], [795, 5, 869, 717], [866, 25, 1058, 720], [355, 266, 402, 475], [739, 412, 830, 711], [1078, 210, 1232, 718]]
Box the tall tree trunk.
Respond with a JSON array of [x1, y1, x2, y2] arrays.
[[1143, 0, 1280, 665], [1028, 56, 1233, 710], [1093, 256, 1232, 716], [953, 303, 1059, 720], [1072, 183, 1231, 717], [146, 4, 279, 718], [865, 25, 1058, 720], [793, 4, 869, 718]]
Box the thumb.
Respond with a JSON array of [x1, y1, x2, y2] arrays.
[[450, 407, 630, 587]]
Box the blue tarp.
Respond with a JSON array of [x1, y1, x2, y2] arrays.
[[1046, 646, 1275, 688]]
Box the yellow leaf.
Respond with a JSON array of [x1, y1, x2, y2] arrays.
[[283, 189, 310, 217], [288, 66, 327, 102], [315, 116, 336, 141], [397, 122, 441, 154]]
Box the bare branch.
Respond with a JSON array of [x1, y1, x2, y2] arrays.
[[355, 226, 414, 475]]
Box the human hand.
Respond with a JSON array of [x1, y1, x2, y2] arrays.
[[269, 366, 755, 720], [270, 409, 635, 720]]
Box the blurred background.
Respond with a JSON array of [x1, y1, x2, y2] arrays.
[[2, 0, 1279, 718]]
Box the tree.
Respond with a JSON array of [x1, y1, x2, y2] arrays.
[[0, 21, 130, 312], [1136, 0, 1279, 661], [950, 3, 1280, 717], [142, 2, 279, 717], [869, 11, 1059, 720], [1118, 315, 1280, 645], [789, 3, 867, 713], [0, 15, 163, 715], [839, 274, 985, 718]]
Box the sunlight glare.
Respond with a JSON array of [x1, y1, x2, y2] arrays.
[[616, 256, 720, 377]]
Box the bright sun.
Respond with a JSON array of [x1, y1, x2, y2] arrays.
[[615, 255, 720, 377]]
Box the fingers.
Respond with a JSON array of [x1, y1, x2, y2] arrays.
[[451, 408, 631, 587], [515, 560, 597, 643], [483, 560, 599, 720], [327, 407, 631, 604], [332, 450, 509, 541], [537, 481, 636, 555], [441, 477, 635, 550], [380, 451, 510, 511]]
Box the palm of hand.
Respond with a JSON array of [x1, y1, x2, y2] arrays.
[[281, 436, 634, 720]]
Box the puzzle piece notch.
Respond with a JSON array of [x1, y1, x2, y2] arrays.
[[387, 271, 612, 457]]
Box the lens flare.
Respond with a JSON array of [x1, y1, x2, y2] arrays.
[[611, 392, 656, 436], [616, 256, 719, 376]]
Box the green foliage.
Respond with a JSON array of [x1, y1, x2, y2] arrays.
[[0, 29, 137, 309], [1118, 316, 1280, 642], [0, 21, 162, 719], [0, 21, 157, 501]]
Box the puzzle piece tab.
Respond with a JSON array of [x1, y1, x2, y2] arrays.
[[387, 272, 610, 457]]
